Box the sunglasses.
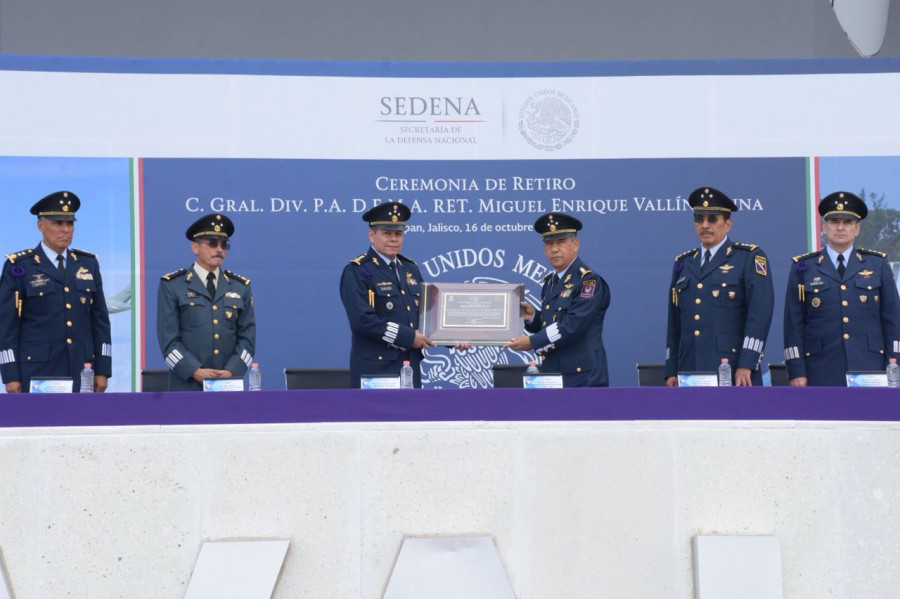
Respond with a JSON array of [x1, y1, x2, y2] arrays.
[[198, 238, 230, 249], [693, 214, 723, 224]]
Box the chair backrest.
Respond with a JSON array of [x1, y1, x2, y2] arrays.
[[491, 364, 528, 388], [284, 368, 351, 390], [141, 368, 169, 392], [636, 363, 666, 386], [768, 363, 789, 386]]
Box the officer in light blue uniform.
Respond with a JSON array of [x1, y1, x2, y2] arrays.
[[157, 213, 256, 391], [0, 191, 112, 393], [340, 203, 431, 388], [783, 191, 900, 386], [665, 187, 774, 386], [505, 212, 611, 387]]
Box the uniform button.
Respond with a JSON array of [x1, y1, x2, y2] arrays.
[[805, 352, 810, 357], [694, 330, 700, 336], [843, 333, 850, 340], [66, 303, 72, 309], [695, 299, 701, 305], [409, 322, 414, 327], [401, 290, 406, 295], [407, 306, 411, 311], [842, 300, 848, 306], [212, 305, 218, 311], [545, 304, 550, 310], [214, 334, 220, 339], [213, 319, 219, 325], [190, 302, 195, 306], [694, 314, 700, 321], [843, 317, 849, 323], [64, 286, 69, 292], [841, 285, 847, 290], [378, 356, 383, 360], [868, 286, 873, 290], [66, 321, 72, 327], [66, 338, 72, 344], [26, 356, 31, 360], [214, 349, 220, 355], [39, 292, 43, 297], [576, 367, 582, 373], [542, 321, 546, 326], [697, 283, 704, 289]]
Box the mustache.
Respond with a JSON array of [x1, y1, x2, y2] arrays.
[[211, 253, 225, 259]]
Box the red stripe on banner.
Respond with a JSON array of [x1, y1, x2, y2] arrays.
[[138, 158, 146, 369]]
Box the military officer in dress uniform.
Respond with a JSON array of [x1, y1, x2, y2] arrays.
[[0, 191, 112, 393], [340, 203, 433, 388], [157, 213, 256, 391], [505, 212, 611, 387], [783, 192, 900, 386], [665, 187, 774, 386]]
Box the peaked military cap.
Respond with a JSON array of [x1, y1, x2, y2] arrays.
[[818, 191, 867, 221], [30, 190, 80, 221], [534, 212, 582, 241], [363, 203, 410, 231], [185, 213, 235, 240], [688, 187, 738, 214]]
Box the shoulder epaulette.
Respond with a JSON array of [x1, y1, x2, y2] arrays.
[[675, 248, 698, 262], [6, 248, 36, 264], [70, 247, 98, 258], [732, 242, 759, 252], [792, 251, 819, 263], [224, 270, 251, 285], [579, 266, 593, 277], [397, 253, 417, 265], [349, 253, 367, 265], [859, 247, 888, 258], [160, 268, 187, 281]]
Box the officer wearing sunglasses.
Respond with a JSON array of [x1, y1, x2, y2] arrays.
[[664, 187, 774, 386], [156, 213, 257, 391]]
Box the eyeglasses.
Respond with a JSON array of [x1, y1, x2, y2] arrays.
[[199, 239, 230, 249], [693, 214, 723, 224]]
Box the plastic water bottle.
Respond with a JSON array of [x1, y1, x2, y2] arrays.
[[525, 360, 539, 374], [80, 362, 94, 393], [248, 362, 262, 391], [887, 358, 900, 388], [717, 358, 732, 387], [400, 360, 414, 388]]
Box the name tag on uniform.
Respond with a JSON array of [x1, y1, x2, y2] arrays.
[[30, 377, 74, 393], [203, 378, 245, 392]]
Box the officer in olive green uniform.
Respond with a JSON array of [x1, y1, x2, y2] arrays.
[[157, 213, 256, 391]]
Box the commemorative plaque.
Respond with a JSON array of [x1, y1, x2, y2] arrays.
[[421, 282, 524, 345]]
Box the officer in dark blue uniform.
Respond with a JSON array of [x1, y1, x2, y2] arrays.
[[340, 203, 433, 388], [0, 191, 112, 393], [157, 213, 256, 391], [505, 212, 611, 387], [665, 187, 774, 386], [783, 192, 900, 386]]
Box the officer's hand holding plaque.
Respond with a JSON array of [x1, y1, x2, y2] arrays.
[[421, 282, 524, 345]]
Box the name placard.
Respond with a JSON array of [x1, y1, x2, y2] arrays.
[[30, 378, 74, 393], [846, 372, 889, 387], [361, 376, 401, 389], [203, 378, 245, 392], [677, 373, 719, 387], [523, 374, 564, 389]]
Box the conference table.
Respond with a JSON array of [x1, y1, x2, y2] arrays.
[[2, 385, 898, 427]]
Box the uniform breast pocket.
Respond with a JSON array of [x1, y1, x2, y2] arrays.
[[714, 283, 741, 306], [374, 287, 397, 315], [74, 280, 94, 311], [24, 284, 56, 315], [178, 296, 208, 327], [855, 278, 882, 308]]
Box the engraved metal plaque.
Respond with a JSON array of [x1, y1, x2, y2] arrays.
[[421, 283, 524, 345]]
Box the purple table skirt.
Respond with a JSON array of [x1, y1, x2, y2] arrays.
[[2, 386, 899, 428]]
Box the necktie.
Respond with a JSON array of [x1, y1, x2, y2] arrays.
[[702, 249, 711, 271], [56, 255, 65, 278], [550, 273, 560, 295], [389, 261, 399, 281], [206, 272, 216, 297], [837, 254, 846, 278]]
